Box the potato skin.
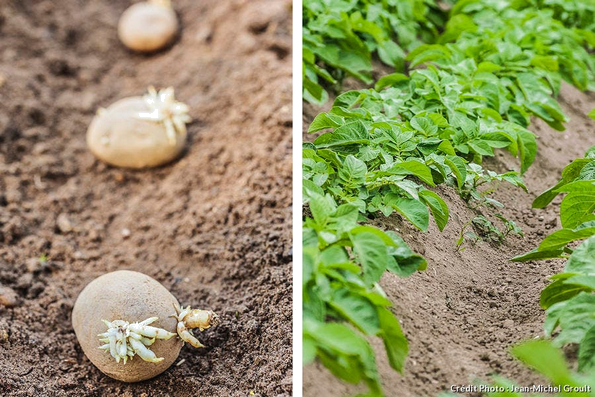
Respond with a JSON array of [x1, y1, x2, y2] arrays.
[[118, 2, 178, 52], [72, 270, 183, 382], [86, 97, 187, 169]]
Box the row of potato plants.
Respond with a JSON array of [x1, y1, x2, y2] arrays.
[[303, 0, 450, 104], [440, 134, 595, 397], [303, 0, 595, 395], [515, 135, 595, 372], [303, 0, 595, 106]]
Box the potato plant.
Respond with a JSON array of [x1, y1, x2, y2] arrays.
[[303, 0, 448, 104], [514, 143, 595, 374], [305, 70, 533, 232], [303, 192, 426, 393]]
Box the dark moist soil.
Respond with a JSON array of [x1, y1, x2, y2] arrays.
[[303, 83, 595, 396], [0, 0, 292, 396]]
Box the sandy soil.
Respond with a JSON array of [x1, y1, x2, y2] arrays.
[[0, 0, 292, 396], [303, 84, 595, 396]]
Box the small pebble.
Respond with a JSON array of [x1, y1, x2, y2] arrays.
[[5, 189, 22, 203], [26, 258, 42, 273], [88, 229, 102, 242], [57, 213, 73, 233], [121, 228, 131, 238], [0, 286, 19, 307]]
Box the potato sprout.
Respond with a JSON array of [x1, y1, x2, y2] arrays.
[[173, 306, 220, 347], [98, 317, 176, 364]]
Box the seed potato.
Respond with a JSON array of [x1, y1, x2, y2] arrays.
[[86, 87, 190, 169], [72, 270, 183, 382], [118, 1, 178, 53]]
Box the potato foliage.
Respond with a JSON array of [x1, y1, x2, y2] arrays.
[[303, 0, 595, 394]]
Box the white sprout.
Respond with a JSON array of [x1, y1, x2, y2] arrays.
[[98, 317, 176, 364], [172, 305, 220, 348], [136, 86, 191, 146]]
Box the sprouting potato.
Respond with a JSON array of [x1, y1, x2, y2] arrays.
[[72, 270, 219, 382], [86, 86, 191, 169], [118, 0, 178, 53]]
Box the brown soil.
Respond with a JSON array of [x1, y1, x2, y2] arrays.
[[303, 84, 595, 396], [0, 0, 292, 396]]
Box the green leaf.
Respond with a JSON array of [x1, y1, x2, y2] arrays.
[[308, 322, 370, 359], [334, 91, 364, 109], [304, 76, 328, 105], [579, 161, 595, 181], [564, 275, 595, 291], [387, 196, 430, 232], [330, 204, 360, 234], [374, 73, 409, 91], [306, 320, 380, 387], [538, 222, 595, 251], [566, 236, 595, 274], [578, 325, 595, 372], [377, 308, 408, 373], [531, 55, 559, 72], [377, 40, 405, 69], [511, 340, 573, 386], [533, 159, 592, 208], [303, 179, 326, 201], [511, 247, 566, 262], [339, 155, 367, 185], [444, 156, 467, 190], [314, 121, 370, 148], [517, 129, 537, 175], [410, 117, 438, 136], [309, 194, 335, 227], [309, 113, 343, 133], [352, 232, 389, 284], [330, 289, 381, 336], [419, 190, 449, 232], [385, 231, 427, 276], [303, 336, 317, 365], [350, 226, 397, 247], [559, 187, 595, 229], [546, 293, 595, 346], [320, 246, 349, 267], [387, 161, 436, 186], [540, 279, 591, 309], [406, 44, 450, 67], [439, 14, 477, 43]]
